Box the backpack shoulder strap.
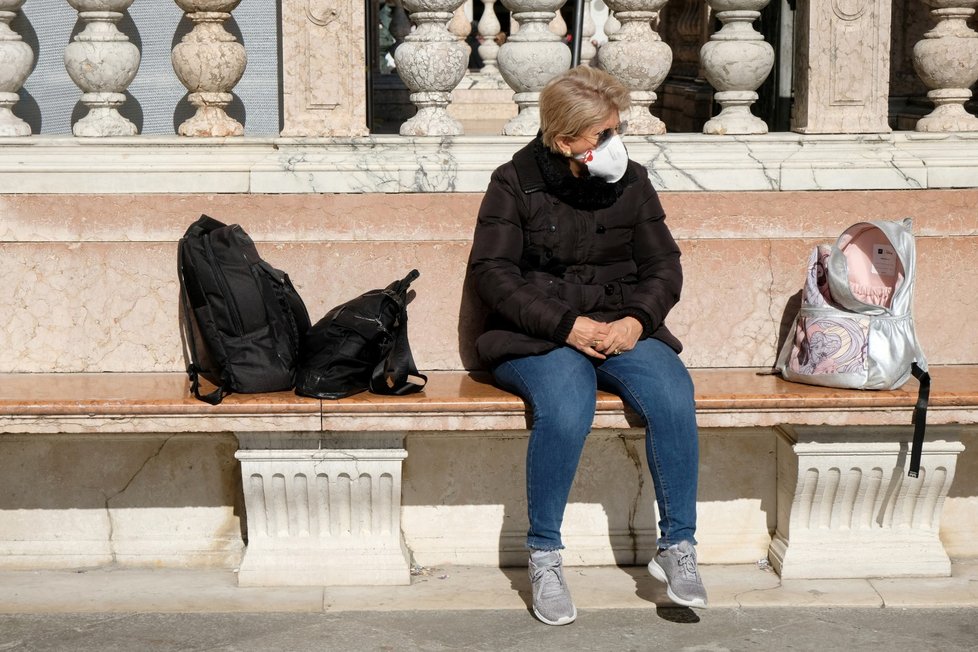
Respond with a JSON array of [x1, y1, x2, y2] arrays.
[[177, 232, 229, 406]]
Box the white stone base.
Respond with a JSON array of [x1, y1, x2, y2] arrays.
[[770, 425, 964, 579], [234, 440, 410, 586]]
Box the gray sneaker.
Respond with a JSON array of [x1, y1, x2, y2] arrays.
[[528, 550, 577, 625], [647, 540, 708, 608]]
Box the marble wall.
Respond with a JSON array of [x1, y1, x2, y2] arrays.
[[2, 188, 976, 375]]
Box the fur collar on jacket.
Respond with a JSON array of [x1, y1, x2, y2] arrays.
[[511, 135, 631, 211]]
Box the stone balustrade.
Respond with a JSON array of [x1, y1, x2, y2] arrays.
[[1, 1, 975, 137]]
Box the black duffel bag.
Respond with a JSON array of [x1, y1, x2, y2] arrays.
[[295, 269, 427, 399]]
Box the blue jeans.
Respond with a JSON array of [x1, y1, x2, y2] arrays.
[[492, 338, 699, 551]]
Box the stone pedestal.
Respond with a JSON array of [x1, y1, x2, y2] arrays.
[[792, 0, 893, 133], [770, 425, 964, 579], [281, 0, 369, 136], [235, 433, 410, 586]]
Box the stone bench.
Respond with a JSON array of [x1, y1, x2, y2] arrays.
[[2, 366, 975, 584], [3, 183, 977, 585]]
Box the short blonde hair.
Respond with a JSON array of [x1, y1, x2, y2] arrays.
[[539, 66, 631, 153]]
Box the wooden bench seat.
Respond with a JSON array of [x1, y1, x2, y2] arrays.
[[2, 365, 977, 432]]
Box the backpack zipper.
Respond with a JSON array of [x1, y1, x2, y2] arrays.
[[204, 233, 244, 336]]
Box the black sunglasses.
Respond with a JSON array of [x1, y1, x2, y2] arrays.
[[594, 121, 628, 146]]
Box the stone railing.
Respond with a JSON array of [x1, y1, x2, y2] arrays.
[[1, 0, 977, 138]]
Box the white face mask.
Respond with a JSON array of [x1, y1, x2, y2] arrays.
[[573, 134, 628, 183]]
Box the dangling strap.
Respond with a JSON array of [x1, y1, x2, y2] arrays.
[[370, 269, 426, 396], [907, 362, 931, 478], [370, 306, 428, 396]]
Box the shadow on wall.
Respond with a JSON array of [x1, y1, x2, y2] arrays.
[[0, 433, 246, 539]]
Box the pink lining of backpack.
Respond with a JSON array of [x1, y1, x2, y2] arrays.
[[838, 226, 904, 308]]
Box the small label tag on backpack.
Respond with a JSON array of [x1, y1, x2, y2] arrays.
[[872, 244, 897, 276]]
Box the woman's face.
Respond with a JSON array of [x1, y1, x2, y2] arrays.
[[556, 111, 624, 177]]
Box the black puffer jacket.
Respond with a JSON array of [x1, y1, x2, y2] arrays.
[[468, 136, 684, 368]]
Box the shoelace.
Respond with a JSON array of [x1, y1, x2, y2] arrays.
[[531, 560, 566, 596], [677, 551, 700, 580]]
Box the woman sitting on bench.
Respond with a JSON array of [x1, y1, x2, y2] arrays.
[[468, 65, 707, 625]]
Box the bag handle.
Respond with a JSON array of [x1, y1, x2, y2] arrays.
[[370, 269, 427, 395]]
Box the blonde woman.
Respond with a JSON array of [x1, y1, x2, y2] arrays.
[[468, 66, 707, 625]]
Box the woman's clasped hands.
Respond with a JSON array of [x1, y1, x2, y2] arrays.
[[567, 316, 643, 360]]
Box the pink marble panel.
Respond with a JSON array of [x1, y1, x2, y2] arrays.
[[0, 194, 485, 243], [3, 190, 975, 372]]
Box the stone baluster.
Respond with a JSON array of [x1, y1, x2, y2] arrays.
[[603, 7, 620, 37], [394, 0, 470, 135], [549, 5, 567, 37], [497, 0, 570, 136], [171, 0, 247, 137], [580, 0, 597, 66], [699, 1, 774, 135], [597, 0, 671, 135], [477, 0, 503, 77], [448, 4, 472, 40], [0, 0, 32, 136], [912, 0, 978, 131], [63, 0, 140, 137]]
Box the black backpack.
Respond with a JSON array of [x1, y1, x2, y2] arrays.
[[295, 269, 427, 399], [177, 215, 311, 404]]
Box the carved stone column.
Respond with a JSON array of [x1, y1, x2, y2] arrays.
[[395, 0, 471, 135], [700, 1, 774, 135], [580, 0, 597, 66], [477, 0, 503, 77], [496, 0, 570, 135], [792, 0, 893, 133], [598, 0, 671, 135], [0, 0, 32, 136], [281, 0, 368, 136], [64, 0, 140, 137], [912, 0, 978, 132], [171, 0, 247, 137]]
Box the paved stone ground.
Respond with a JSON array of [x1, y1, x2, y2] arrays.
[[1, 608, 977, 651], [2, 563, 977, 650]]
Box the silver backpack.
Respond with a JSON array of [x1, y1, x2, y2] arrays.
[[776, 218, 930, 477]]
